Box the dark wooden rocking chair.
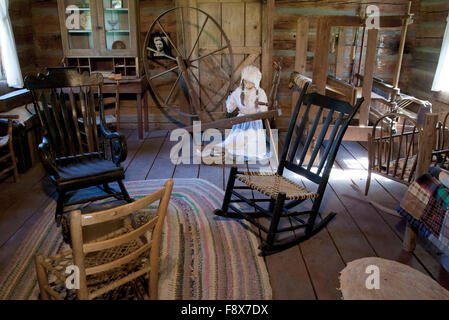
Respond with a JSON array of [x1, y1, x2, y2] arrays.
[[24, 69, 132, 225], [214, 74, 364, 255]]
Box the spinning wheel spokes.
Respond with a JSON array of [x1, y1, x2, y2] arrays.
[[143, 6, 234, 127], [190, 45, 229, 63], [149, 65, 179, 80], [187, 16, 209, 60]]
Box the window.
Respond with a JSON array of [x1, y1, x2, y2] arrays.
[[0, 0, 23, 88], [0, 41, 4, 81], [432, 13, 449, 92]]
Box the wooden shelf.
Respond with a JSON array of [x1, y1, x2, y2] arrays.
[[104, 8, 129, 11], [105, 30, 130, 33], [68, 30, 92, 33], [65, 8, 90, 12], [65, 56, 141, 78]]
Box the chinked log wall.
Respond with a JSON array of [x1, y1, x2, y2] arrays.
[[16, 0, 449, 128], [407, 0, 449, 120], [9, 0, 35, 77], [274, 0, 417, 129]]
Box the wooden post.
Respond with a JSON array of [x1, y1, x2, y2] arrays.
[[393, 1, 413, 90], [291, 18, 309, 112], [261, 0, 274, 91], [359, 28, 378, 127], [335, 27, 347, 80], [312, 17, 331, 95], [115, 81, 120, 131], [403, 113, 438, 252], [416, 113, 438, 177]]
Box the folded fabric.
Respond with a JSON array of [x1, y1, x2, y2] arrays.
[[430, 166, 449, 189], [397, 173, 449, 255]]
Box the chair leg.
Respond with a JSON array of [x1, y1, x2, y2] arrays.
[[117, 179, 133, 203], [305, 194, 336, 235], [268, 199, 276, 212], [34, 255, 50, 300], [103, 183, 113, 194], [306, 195, 323, 234], [55, 191, 66, 225], [214, 166, 238, 217], [7, 120, 19, 182], [265, 192, 286, 249], [365, 171, 371, 196]]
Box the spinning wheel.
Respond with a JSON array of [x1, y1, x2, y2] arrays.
[[143, 7, 235, 127]]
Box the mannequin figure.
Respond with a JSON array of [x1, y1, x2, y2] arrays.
[[212, 65, 271, 163]]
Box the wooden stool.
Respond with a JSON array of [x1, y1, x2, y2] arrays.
[[339, 257, 449, 300]]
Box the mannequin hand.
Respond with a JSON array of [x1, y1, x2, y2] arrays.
[[226, 107, 240, 118], [227, 104, 238, 113]]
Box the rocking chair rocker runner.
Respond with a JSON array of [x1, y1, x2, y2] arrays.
[[24, 69, 133, 224], [214, 75, 364, 255]]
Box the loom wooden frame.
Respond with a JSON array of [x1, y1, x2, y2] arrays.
[[292, 6, 413, 141]]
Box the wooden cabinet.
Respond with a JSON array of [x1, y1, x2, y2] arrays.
[[57, 0, 141, 78]]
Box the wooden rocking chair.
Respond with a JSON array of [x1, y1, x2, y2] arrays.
[[214, 74, 364, 255], [24, 69, 132, 224]]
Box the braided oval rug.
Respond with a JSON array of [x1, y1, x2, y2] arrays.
[[0, 179, 272, 300]]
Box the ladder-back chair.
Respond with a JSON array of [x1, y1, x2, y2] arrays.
[[214, 74, 364, 255], [365, 113, 422, 195], [0, 114, 19, 181], [35, 179, 173, 300], [24, 69, 132, 224]]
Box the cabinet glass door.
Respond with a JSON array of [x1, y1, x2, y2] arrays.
[[102, 0, 131, 51], [64, 0, 94, 50]]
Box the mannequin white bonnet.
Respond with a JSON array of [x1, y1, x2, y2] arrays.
[[240, 65, 262, 90]]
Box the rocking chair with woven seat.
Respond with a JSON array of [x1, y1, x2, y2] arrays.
[[24, 69, 132, 224], [34, 179, 173, 300], [214, 74, 364, 255]]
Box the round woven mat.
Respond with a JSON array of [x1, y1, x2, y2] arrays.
[[339, 257, 449, 300]]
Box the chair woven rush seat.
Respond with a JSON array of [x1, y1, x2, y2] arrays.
[[40, 223, 149, 299], [214, 73, 364, 255], [236, 171, 318, 200], [35, 180, 173, 300]]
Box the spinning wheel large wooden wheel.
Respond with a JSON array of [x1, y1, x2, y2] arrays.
[[143, 7, 235, 127]]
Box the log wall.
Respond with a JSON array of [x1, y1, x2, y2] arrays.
[[10, 0, 35, 76], [274, 0, 417, 120], [406, 0, 449, 120], [13, 0, 449, 128]]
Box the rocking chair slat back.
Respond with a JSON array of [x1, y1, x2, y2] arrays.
[[317, 112, 343, 175], [280, 90, 363, 189], [69, 89, 84, 155], [58, 90, 75, 155], [307, 108, 334, 171], [25, 69, 105, 160]]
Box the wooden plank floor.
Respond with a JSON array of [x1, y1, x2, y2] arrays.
[[1, 125, 449, 299]]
